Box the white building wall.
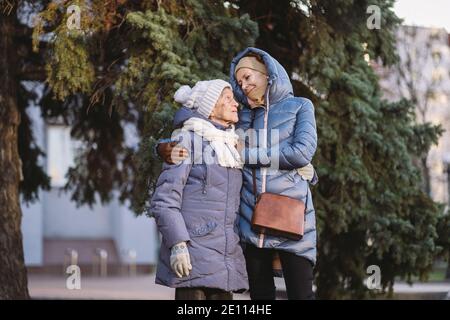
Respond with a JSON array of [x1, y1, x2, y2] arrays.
[[110, 196, 158, 265], [21, 94, 46, 266], [43, 190, 112, 238], [21, 193, 44, 266]]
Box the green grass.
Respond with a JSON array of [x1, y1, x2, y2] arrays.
[[407, 268, 447, 282]]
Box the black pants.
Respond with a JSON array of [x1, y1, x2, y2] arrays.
[[244, 244, 315, 300], [175, 287, 233, 300]]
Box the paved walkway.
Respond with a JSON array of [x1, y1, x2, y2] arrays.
[[27, 273, 450, 300], [388, 282, 450, 299], [28, 274, 251, 300]]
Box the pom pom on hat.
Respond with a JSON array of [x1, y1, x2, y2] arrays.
[[173, 80, 231, 118], [173, 85, 193, 105]]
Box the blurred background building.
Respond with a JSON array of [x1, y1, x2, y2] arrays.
[[375, 25, 450, 206], [21, 95, 159, 275]]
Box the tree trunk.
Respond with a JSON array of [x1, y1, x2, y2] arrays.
[[421, 155, 431, 196], [0, 10, 30, 299]]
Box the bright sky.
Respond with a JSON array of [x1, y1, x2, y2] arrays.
[[394, 0, 450, 32]]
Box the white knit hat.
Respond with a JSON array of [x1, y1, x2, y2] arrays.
[[173, 79, 231, 118]]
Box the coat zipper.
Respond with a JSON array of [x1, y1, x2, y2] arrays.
[[258, 84, 271, 248], [224, 167, 230, 291], [202, 164, 208, 194]]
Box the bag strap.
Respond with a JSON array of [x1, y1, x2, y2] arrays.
[[252, 168, 257, 204], [252, 167, 265, 247], [250, 110, 258, 205]]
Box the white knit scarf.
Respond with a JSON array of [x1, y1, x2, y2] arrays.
[[182, 118, 243, 169]]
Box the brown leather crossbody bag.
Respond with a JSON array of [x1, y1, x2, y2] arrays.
[[251, 168, 305, 242]]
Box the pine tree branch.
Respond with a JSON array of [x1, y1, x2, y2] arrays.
[[18, 64, 46, 81]]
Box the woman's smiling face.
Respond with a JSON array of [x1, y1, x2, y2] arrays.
[[236, 67, 268, 104]]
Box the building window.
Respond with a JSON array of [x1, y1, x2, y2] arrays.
[[46, 125, 76, 188]]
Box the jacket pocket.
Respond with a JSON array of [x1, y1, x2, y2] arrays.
[[190, 221, 218, 237]]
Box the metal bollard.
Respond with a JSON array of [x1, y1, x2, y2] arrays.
[[92, 248, 108, 277], [127, 249, 137, 277], [63, 248, 78, 275]]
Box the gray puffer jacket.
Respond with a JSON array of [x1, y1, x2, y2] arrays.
[[149, 112, 248, 292]]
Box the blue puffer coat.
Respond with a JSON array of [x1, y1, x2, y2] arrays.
[[230, 47, 318, 265], [149, 112, 248, 292]]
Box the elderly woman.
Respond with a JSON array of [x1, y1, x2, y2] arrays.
[[149, 79, 248, 300]]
